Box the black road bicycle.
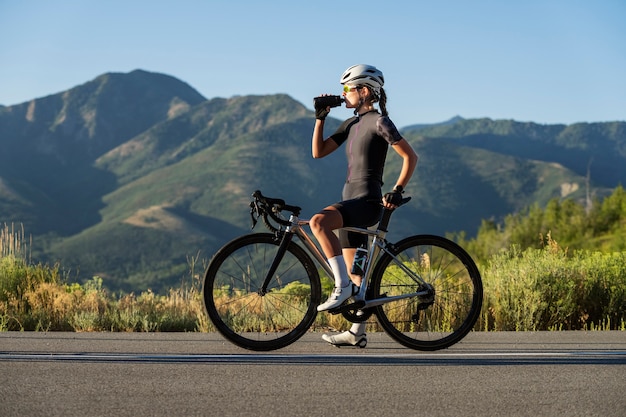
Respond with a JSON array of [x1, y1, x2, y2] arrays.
[[203, 190, 483, 351]]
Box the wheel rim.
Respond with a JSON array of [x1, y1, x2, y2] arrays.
[[373, 236, 482, 350], [204, 234, 320, 351]]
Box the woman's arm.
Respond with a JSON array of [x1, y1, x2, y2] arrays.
[[312, 119, 339, 158], [391, 138, 418, 189]]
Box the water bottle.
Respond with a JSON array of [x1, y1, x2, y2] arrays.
[[313, 95, 344, 110], [351, 245, 368, 275]]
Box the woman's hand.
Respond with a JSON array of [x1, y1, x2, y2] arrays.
[[383, 187, 403, 209]]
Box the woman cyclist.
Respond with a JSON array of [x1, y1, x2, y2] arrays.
[[311, 64, 418, 347]]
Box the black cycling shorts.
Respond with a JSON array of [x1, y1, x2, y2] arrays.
[[332, 197, 383, 248]]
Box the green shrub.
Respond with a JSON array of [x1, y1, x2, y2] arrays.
[[480, 235, 626, 330]]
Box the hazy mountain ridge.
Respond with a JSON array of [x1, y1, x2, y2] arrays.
[[1, 69, 624, 292], [0, 69, 207, 235], [406, 118, 626, 186], [95, 94, 309, 185]]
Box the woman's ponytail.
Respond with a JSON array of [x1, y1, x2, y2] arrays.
[[379, 88, 388, 117]]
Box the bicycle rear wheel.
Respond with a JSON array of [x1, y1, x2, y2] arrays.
[[371, 235, 482, 351], [203, 233, 321, 351]]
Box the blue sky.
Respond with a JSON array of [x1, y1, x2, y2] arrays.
[[1, 0, 624, 128]]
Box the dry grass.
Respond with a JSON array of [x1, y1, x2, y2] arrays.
[[0, 223, 210, 331], [1, 224, 624, 333]]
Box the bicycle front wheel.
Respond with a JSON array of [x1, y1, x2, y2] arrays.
[[371, 235, 483, 351], [203, 233, 321, 351]]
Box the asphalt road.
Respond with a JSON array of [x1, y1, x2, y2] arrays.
[[1, 331, 625, 417]]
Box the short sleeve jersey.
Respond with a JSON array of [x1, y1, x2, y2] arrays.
[[330, 110, 402, 200]]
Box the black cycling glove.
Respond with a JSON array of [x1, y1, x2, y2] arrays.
[[384, 185, 404, 206], [315, 105, 330, 120]]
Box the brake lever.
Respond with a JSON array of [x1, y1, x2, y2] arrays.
[[249, 201, 260, 230]]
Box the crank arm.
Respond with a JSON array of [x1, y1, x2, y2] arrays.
[[327, 299, 366, 315], [362, 290, 430, 308]]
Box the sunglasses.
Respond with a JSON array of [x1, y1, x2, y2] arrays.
[[343, 85, 362, 93]]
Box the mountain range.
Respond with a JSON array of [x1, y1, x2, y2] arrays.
[[1, 69, 624, 292]]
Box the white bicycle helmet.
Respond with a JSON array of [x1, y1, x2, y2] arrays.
[[340, 64, 385, 89]]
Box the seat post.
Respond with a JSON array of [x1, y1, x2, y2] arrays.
[[376, 196, 411, 232], [377, 207, 394, 232]]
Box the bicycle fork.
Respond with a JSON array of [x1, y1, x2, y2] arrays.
[[258, 231, 294, 296]]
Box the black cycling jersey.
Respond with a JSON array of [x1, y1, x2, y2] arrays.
[[328, 110, 403, 247], [330, 110, 402, 199]]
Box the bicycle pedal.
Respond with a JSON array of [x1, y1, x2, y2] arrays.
[[327, 306, 343, 315]]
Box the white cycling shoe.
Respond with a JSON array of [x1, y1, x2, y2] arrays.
[[317, 283, 359, 312], [322, 330, 367, 348]]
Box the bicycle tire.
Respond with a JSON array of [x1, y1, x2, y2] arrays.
[[370, 235, 483, 351], [203, 233, 321, 351]]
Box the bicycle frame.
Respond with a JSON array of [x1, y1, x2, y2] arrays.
[[205, 190, 483, 351], [261, 210, 432, 311]]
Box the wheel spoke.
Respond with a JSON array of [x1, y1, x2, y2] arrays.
[[372, 235, 482, 350], [203, 233, 320, 351]]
